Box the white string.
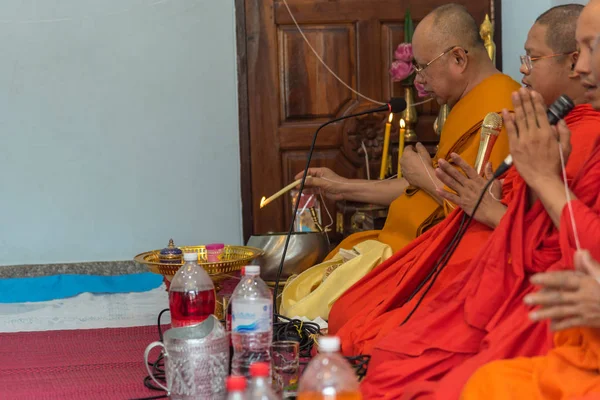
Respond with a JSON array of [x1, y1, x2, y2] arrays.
[[318, 191, 335, 232], [419, 153, 441, 189], [319, 174, 398, 186], [361, 141, 371, 180], [488, 182, 502, 202], [558, 143, 581, 250], [281, 0, 385, 106]]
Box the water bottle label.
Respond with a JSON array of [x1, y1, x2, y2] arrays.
[[232, 300, 272, 333]]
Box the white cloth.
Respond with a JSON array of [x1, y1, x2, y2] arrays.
[[0, 284, 170, 333]]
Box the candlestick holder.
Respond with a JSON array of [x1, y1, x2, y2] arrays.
[[401, 86, 418, 142]]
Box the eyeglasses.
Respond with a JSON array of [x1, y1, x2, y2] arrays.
[[413, 46, 469, 76], [520, 52, 576, 73]]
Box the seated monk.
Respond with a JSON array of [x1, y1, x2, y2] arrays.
[[297, 4, 519, 256], [328, 4, 600, 399], [461, 2, 600, 398], [280, 4, 519, 320]]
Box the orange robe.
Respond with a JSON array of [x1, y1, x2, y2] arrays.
[[326, 73, 519, 257], [460, 172, 600, 399], [328, 105, 600, 399]]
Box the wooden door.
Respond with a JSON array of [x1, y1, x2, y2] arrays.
[[237, 0, 501, 240]]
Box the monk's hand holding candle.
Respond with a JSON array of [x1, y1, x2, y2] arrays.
[[525, 250, 600, 331], [434, 154, 505, 228], [294, 167, 347, 201]]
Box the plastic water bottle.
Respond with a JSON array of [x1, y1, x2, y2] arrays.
[[231, 265, 273, 378], [247, 362, 279, 400], [168, 252, 216, 328], [297, 336, 362, 400], [227, 376, 248, 400]]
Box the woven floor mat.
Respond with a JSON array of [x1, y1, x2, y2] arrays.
[[0, 325, 166, 399]]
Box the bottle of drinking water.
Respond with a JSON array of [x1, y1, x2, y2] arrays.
[[231, 265, 273, 378]]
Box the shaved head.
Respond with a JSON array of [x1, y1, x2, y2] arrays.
[[535, 4, 583, 53], [411, 3, 497, 107], [419, 3, 486, 53]]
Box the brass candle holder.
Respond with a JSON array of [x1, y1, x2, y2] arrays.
[[401, 86, 418, 141]]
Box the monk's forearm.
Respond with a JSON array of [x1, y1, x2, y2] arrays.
[[530, 177, 576, 228], [343, 178, 410, 206], [419, 175, 445, 206], [480, 202, 508, 229]]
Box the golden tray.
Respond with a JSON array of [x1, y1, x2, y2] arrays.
[[134, 245, 264, 287]]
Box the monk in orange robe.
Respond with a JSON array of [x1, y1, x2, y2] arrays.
[[329, 5, 600, 399], [297, 4, 517, 255], [460, 2, 600, 399]]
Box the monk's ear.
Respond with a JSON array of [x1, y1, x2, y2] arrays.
[[568, 51, 579, 78], [452, 48, 468, 71]]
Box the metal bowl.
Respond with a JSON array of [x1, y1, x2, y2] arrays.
[[246, 232, 330, 282]]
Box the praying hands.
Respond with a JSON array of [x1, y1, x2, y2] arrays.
[[525, 250, 600, 331], [434, 153, 506, 228], [401, 143, 444, 205]]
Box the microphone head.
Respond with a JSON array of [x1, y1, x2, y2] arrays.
[[482, 112, 503, 135], [547, 95, 575, 125], [389, 97, 407, 113]]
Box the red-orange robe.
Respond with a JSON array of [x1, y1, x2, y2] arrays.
[[328, 104, 600, 399]]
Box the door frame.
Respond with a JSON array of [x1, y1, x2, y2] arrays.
[[235, 0, 503, 243]]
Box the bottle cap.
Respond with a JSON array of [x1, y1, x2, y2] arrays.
[[206, 243, 225, 251], [183, 252, 198, 262], [244, 265, 260, 275], [249, 362, 270, 377], [226, 376, 247, 392], [318, 336, 341, 353]]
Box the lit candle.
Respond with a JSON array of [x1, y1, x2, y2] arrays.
[[398, 119, 406, 178], [379, 113, 393, 180]]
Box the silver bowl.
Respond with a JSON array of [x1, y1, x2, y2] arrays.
[[246, 232, 330, 282]]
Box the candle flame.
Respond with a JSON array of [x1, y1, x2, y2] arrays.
[[260, 196, 266, 208], [400, 119, 406, 128], [388, 113, 394, 123]]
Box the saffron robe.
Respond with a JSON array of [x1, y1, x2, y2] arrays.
[[325, 74, 520, 258], [328, 105, 600, 399]]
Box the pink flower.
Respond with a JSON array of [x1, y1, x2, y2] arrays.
[[390, 60, 414, 82], [394, 43, 413, 62], [414, 81, 428, 98]]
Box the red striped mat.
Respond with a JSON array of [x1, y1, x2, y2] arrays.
[[0, 325, 165, 399]]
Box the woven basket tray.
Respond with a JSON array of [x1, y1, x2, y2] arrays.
[[134, 245, 263, 283]]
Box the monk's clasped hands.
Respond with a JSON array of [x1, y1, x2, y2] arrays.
[[401, 143, 437, 189], [502, 88, 572, 190], [435, 154, 504, 228], [525, 250, 600, 331]]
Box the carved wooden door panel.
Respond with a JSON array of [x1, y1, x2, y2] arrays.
[[239, 0, 501, 238]]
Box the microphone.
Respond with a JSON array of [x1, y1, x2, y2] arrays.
[[474, 112, 503, 176], [367, 97, 408, 113], [271, 98, 407, 310], [492, 95, 575, 179]]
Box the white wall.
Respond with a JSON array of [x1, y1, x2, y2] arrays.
[[0, 0, 242, 265], [502, 0, 588, 81]]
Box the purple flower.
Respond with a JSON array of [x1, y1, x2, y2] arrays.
[[414, 81, 428, 98], [390, 60, 414, 82], [394, 43, 413, 62]]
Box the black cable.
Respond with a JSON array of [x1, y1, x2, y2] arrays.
[[400, 177, 495, 325], [132, 309, 170, 400], [272, 107, 403, 311]]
